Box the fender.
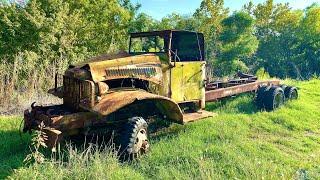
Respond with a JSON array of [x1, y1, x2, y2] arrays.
[[88, 90, 184, 123]]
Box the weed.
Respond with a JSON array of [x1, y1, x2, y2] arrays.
[[24, 122, 47, 165]]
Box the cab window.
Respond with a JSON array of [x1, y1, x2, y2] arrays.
[[171, 32, 204, 62], [130, 36, 165, 53]]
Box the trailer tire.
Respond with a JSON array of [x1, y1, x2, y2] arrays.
[[264, 86, 285, 111], [119, 117, 149, 160], [255, 85, 269, 109], [280, 85, 288, 92], [284, 86, 298, 100]]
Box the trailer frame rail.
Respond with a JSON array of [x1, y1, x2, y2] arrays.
[[205, 80, 280, 102]]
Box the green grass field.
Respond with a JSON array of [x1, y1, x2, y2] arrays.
[[1, 79, 320, 179]]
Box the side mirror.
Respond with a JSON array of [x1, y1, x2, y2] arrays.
[[169, 49, 179, 68]]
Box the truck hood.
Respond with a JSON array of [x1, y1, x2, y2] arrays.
[[69, 52, 163, 84]]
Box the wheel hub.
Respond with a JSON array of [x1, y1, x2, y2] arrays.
[[134, 129, 149, 154], [274, 92, 284, 108], [291, 90, 298, 99]]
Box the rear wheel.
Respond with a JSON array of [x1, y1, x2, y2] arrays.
[[280, 85, 287, 92], [264, 86, 285, 111], [119, 117, 149, 160], [284, 86, 298, 100], [255, 85, 269, 109]]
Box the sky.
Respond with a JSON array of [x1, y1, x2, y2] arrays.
[[133, 0, 320, 20]]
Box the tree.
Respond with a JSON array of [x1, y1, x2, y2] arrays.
[[193, 0, 229, 61], [245, 0, 305, 78], [215, 12, 258, 75], [296, 5, 320, 78], [0, 0, 137, 91], [243, 1, 255, 16], [157, 13, 197, 31], [68, 0, 136, 53], [129, 13, 156, 33]]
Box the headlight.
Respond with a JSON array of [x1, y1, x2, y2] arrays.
[[96, 82, 109, 96]]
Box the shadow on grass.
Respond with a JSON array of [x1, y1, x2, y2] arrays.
[[205, 93, 259, 115], [0, 130, 31, 179], [148, 119, 187, 143]]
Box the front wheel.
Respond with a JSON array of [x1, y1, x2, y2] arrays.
[[119, 117, 149, 159]]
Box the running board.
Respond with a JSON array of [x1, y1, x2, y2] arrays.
[[182, 110, 216, 124]]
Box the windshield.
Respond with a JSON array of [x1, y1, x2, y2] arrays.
[[129, 36, 165, 53]]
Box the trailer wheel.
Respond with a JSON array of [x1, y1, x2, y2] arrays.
[[264, 86, 285, 111], [284, 86, 298, 100], [119, 117, 149, 159], [280, 85, 287, 91], [255, 85, 269, 109]]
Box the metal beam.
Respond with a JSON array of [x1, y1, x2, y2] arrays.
[[205, 80, 280, 102]]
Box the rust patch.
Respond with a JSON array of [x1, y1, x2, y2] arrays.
[[74, 51, 131, 67], [43, 128, 62, 151], [96, 82, 109, 96], [87, 54, 162, 82], [51, 112, 99, 130], [206, 80, 280, 102], [182, 110, 216, 124], [92, 90, 183, 123]]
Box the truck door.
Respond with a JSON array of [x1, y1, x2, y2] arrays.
[[171, 62, 205, 102], [169, 31, 205, 104]]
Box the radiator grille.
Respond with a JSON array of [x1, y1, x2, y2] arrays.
[[63, 76, 95, 110], [105, 67, 157, 78]]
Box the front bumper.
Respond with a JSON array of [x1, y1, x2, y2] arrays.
[[23, 104, 56, 133], [23, 104, 65, 150]]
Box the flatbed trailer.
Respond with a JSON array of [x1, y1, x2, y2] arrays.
[[205, 79, 280, 102], [182, 77, 280, 123]]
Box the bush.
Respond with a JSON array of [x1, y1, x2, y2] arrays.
[[255, 67, 271, 80]]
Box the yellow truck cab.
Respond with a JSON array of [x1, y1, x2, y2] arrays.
[[129, 30, 206, 109]]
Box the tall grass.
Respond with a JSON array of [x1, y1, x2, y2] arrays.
[[0, 54, 62, 115], [8, 143, 143, 180]]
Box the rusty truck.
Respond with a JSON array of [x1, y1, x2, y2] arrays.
[[23, 30, 298, 158]]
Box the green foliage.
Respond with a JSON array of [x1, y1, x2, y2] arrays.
[[157, 13, 198, 31], [1, 79, 320, 179], [24, 122, 47, 165], [1, 1, 320, 178], [194, 0, 229, 59], [0, 0, 137, 106], [129, 13, 156, 33], [243, 0, 320, 79], [0, 0, 137, 67], [296, 6, 320, 78], [0, 116, 31, 179], [255, 67, 271, 80], [10, 143, 143, 179], [216, 12, 258, 75]]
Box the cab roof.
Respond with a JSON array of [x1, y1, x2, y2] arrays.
[[130, 30, 203, 38]]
